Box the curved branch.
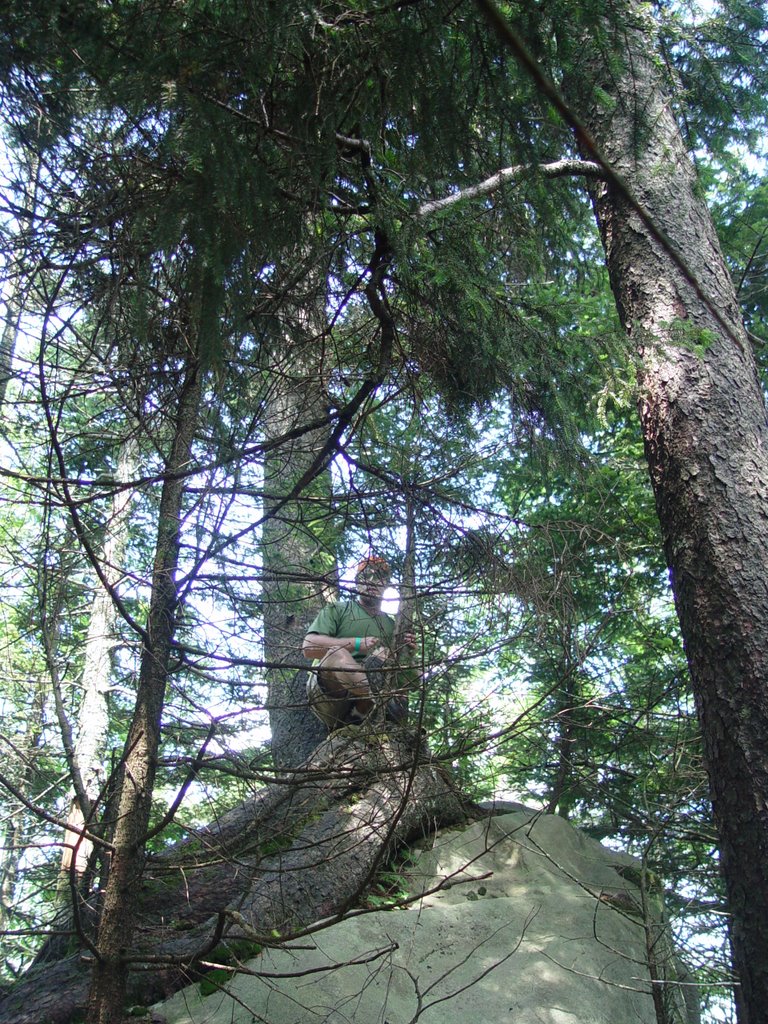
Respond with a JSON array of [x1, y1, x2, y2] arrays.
[[417, 159, 604, 218]]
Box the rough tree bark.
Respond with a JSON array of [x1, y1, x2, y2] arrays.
[[0, 731, 467, 1024], [562, 5, 768, 1020], [262, 269, 338, 768]]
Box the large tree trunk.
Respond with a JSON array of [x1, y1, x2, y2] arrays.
[[563, 6, 768, 1020], [262, 267, 338, 768], [85, 356, 202, 1024], [0, 732, 466, 1024]]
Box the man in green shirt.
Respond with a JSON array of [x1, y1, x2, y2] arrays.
[[303, 555, 416, 730]]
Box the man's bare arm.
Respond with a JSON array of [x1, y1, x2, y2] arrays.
[[302, 633, 381, 660]]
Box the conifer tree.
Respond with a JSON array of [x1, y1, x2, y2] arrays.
[[0, 1, 766, 1021]]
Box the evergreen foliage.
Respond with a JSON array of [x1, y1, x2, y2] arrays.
[[0, 0, 765, 1020]]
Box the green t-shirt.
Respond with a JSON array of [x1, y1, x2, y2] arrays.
[[306, 599, 395, 663]]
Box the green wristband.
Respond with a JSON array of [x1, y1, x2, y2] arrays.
[[354, 637, 361, 654]]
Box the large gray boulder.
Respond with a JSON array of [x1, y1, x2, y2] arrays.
[[154, 806, 692, 1024]]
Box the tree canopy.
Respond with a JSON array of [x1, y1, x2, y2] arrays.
[[0, 1, 766, 1022]]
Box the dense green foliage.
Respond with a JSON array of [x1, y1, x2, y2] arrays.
[[0, 0, 766, 1020]]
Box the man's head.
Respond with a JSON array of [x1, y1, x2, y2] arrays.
[[356, 555, 391, 583], [355, 555, 391, 608]]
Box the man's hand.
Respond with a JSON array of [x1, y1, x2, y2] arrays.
[[303, 632, 385, 660]]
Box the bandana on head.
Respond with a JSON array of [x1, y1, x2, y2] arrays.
[[356, 555, 390, 582]]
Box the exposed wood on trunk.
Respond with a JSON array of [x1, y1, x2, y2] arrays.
[[0, 141, 41, 411], [61, 438, 139, 881]]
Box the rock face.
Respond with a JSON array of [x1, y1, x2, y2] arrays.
[[154, 805, 691, 1024]]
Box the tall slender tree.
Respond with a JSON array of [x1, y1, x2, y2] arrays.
[[87, 339, 202, 1024], [543, 5, 768, 1017], [60, 438, 138, 883]]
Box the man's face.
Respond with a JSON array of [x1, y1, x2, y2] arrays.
[[356, 566, 390, 603]]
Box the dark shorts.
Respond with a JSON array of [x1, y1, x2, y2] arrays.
[[307, 656, 408, 730]]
